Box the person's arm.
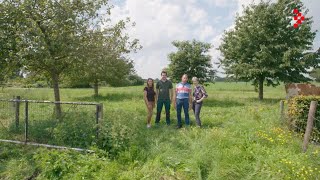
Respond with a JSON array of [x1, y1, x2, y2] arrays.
[[155, 82, 159, 104], [154, 90, 158, 105], [189, 88, 193, 110], [173, 89, 176, 109], [169, 88, 173, 104]]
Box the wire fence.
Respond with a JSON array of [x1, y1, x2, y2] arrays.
[[291, 114, 320, 144], [0, 97, 103, 149], [281, 100, 320, 152]]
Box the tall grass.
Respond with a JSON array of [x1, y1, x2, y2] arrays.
[[0, 82, 319, 179]]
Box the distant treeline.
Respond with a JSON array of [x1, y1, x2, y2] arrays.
[[1, 73, 145, 89]]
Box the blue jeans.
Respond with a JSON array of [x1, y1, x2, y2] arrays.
[[176, 98, 190, 126], [156, 99, 171, 125]]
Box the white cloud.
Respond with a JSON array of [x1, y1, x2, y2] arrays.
[[108, 0, 320, 79], [109, 0, 219, 79], [196, 25, 217, 40], [185, 5, 208, 24], [205, 0, 236, 7]]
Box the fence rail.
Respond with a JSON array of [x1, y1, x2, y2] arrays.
[[0, 97, 103, 150]]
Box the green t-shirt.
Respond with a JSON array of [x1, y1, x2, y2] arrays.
[[156, 80, 173, 100]]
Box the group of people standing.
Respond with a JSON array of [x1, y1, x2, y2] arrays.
[[143, 71, 208, 129]]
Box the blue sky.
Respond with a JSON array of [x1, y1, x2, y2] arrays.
[[109, 0, 320, 79]]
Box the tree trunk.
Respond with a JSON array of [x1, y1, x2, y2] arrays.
[[94, 81, 99, 97], [52, 73, 62, 119], [258, 76, 264, 100]]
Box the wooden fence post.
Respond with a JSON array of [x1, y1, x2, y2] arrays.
[[96, 104, 103, 139], [302, 101, 317, 153], [25, 100, 29, 143], [280, 100, 284, 123], [15, 96, 20, 128]]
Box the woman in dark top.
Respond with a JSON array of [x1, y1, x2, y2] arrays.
[[144, 78, 157, 128], [192, 77, 208, 127]]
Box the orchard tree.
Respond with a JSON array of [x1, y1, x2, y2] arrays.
[[309, 48, 320, 82], [219, 0, 319, 100], [168, 39, 214, 84], [74, 19, 140, 96], [17, 0, 113, 118], [310, 68, 320, 82], [0, 1, 22, 84], [1, 0, 137, 118]]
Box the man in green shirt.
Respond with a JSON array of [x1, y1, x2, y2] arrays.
[[155, 71, 173, 125]]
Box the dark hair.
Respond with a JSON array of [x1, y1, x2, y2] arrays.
[[146, 78, 154, 90], [161, 71, 167, 76]]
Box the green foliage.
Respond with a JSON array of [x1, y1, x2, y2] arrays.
[[219, 0, 319, 99], [1, 83, 320, 179], [53, 112, 96, 148], [60, 79, 91, 88], [287, 96, 320, 142], [109, 73, 145, 87], [0, 0, 142, 103], [33, 149, 112, 180], [0, 144, 38, 179], [0, 1, 22, 83], [310, 68, 320, 82], [69, 22, 141, 94], [20, 73, 51, 88], [127, 74, 145, 86], [97, 121, 133, 158], [0, 0, 115, 118], [168, 39, 214, 84]]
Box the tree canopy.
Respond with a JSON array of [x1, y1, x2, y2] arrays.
[[219, 0, 319, 100], [0, 0, 141, 117], [168, 39, 213, 84], [69, 18, 141, 96]]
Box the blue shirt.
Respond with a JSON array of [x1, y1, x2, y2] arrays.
[[176, 82, 191, 99]]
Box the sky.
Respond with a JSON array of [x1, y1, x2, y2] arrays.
[[108, 0, 320, 79]]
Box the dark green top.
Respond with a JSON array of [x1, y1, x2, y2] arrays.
[[156, 80, 173, 100]]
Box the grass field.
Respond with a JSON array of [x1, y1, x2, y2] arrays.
[[0, 82, 320, 179]]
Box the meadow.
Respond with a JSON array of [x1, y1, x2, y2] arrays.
[[0, 82, 320, 179]]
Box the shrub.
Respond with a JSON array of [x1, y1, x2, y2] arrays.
[[96, 121, 133, 158], [287, 96, 320, 143], [33, 149, 111, 179], [53, 112, 96, 148]]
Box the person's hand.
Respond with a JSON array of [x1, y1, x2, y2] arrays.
[[196, 100, 202, 103]]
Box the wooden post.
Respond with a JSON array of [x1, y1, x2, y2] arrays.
[[280, 100, 284, 123], [25, 101, 29, 143], [96, 104, 103, 139], [15, 96, 21, 128], [302, 101, 317, 153]]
